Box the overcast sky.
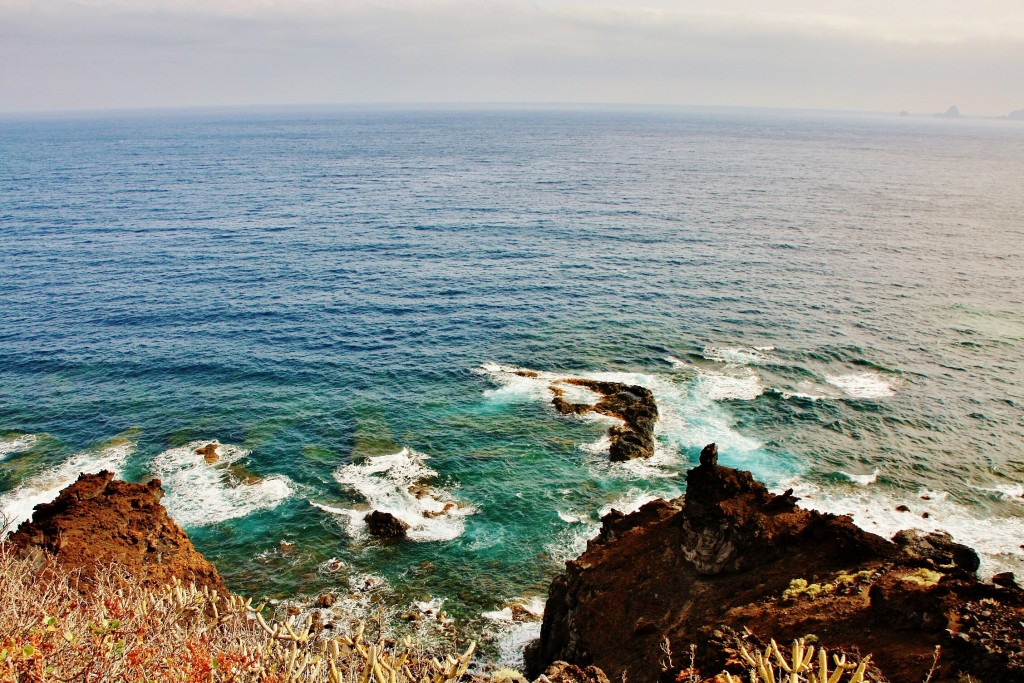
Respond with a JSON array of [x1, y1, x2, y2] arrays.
[[1, 0, 1022, 114]]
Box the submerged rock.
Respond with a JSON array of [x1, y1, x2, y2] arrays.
[[364, 510, 410, 538], [530, 446, 1023, 683], [5, 470, 226, 594]]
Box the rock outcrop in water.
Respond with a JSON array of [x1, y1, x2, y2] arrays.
[[364, 510, 410, 538], [548, 378, 658, 461], [529, 444, 1024, 683], [5, 470, 226, 594], [195, 442, 220, 464]]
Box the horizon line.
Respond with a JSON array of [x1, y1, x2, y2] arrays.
[[1, 100, 1020, 121]]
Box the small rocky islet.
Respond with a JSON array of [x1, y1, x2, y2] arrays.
[[545, 376, 659, 462]]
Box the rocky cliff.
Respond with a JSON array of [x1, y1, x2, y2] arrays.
[[5, 470, 227, 595], [529, 444, 1024, 683]]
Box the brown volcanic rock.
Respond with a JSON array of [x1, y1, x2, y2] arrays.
[[6, 470, 226, 594], [551, 379, 658, 461], [195, 442, 220, 464], [537, 661, 611, 683], [530, 445, 1022, 683], [364, 510, 410, 538]]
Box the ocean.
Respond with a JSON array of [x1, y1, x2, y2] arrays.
[[1, 106, 1022, 661]]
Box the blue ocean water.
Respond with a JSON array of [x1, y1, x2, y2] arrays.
[[1, 107, 1023, 656]]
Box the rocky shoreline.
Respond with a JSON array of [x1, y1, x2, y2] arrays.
[[527, 443, 1024, 683], [4, 445, 1023, 682], [6, 470, 226, 595]]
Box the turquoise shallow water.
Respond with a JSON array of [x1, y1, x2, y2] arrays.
[[1, 107, 1023, 657]]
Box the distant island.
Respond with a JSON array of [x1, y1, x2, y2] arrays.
[[1009, 109, 1024, 120], [935, 105, 961, 119]]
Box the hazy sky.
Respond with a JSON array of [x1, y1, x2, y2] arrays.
[[1, 0, 1022, 114]]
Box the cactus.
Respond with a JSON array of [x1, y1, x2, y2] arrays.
[[721, 638, 872, 683]]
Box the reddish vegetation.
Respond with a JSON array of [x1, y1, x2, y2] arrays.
[[530, 444, 1024, 683], [5, 470, 226, 595]]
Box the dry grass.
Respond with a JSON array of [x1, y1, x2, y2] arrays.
[[0, 547, 475, 683]]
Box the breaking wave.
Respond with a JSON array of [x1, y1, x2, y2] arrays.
[[148, 440, 293, 528], [0, 433, 38, 461], [329, 447, 475, 542]]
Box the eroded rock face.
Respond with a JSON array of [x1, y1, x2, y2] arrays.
[[891, 529, 980, 573], [364, 510, 410, 538], [530, 446, 1023, 683], [551, 379, 658, 461], [5, 471, 226, 594]]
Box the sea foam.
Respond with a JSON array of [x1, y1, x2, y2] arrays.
[[838, 468, 880, 486], [148, 441, 293, 528], [824, 372, 897, 399], [482, 596, 546, 669], [970, 483, 1024, 501], [330, 447, 475, 542], [702, 345, 778, 366], [0, 433, 38, 460], [695, 368, 764, 401]]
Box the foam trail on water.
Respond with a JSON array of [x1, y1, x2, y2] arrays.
[[838, 468, 880, 486], [702, 345, 778, 366], [825, 372, 897, 399], [695, 368, 764, 401], [149, 441, 293, 528], [475, 362, 562, 404], [549, 488, 664, 564], [771, 381, 843, 401], [557, 509, 589, 524], [492, 622, 542, 669], [0, 434, 38, 461], [785, 479, 1024, 578], [599, 489, 661, 518], [970, 483, 1024, 501], [0, 439, 135, 536], [330, 447, 475, 542], [476, 362, 601, 405]]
